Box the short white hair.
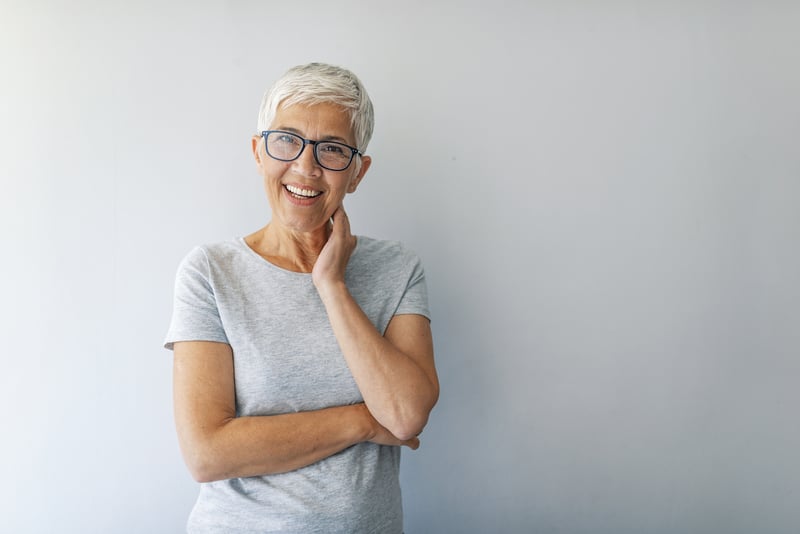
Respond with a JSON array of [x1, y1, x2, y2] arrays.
[[257, 62, 375, 152]]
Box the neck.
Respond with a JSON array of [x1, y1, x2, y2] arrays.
[[245, 221, 332, 273]]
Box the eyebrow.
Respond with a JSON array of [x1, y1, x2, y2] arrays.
[[274, 126, 352, 145]]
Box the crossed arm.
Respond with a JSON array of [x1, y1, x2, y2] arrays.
[[173, 313, 437, 483]]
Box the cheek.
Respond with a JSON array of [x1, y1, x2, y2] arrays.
[[342, 168, 362, 193], [261, 161, 288, 183]]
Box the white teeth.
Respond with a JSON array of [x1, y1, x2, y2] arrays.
[[285, 184, 321, 198]]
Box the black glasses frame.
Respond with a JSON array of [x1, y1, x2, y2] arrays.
[[261, 130, 362, 171]]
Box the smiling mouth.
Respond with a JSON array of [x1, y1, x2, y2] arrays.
[[285, 184, 323, 199]]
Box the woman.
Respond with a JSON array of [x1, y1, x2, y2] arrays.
[[165, 62, 439, 533]]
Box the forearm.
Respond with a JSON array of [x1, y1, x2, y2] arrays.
[[316, 282, 438, 440], [180, 404, 370, 483]]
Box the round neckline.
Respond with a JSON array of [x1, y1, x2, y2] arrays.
[[236, 236, 360, 276]]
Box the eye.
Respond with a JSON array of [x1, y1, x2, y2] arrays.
[[276, 133, 300, 145], [320, 143, 347, 155]]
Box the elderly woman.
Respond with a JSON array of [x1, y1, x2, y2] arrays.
[[165, 63, 439, 533]]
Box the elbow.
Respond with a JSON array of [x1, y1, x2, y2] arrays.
[[194, 472, 223, 484], [388, 410, 433, 442], [184, 449, 223, 483], [177, 418, 238, 483], [190, 463, 220, 484], [390, 389, 439, 441], [191, 470, 213, 484], [180, 435, 229, 483], [388, 415, 428, 441], [392, 426, 423, 443]]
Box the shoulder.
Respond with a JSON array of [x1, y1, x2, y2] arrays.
[[349, 236, 425, 283], [348, 236, 430, 321], [177, 239, 247, 271], [353, 236, 421, 265], [173, 240, 256, 291]]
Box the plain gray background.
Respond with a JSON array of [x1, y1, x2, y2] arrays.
[[2, 1, 798, 532]]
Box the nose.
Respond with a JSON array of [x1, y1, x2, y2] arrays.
[[292, 143, 322, 177]]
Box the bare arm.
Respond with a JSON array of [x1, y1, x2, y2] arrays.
[[173, 340, 418, 483], [312, 208, 440, 440]]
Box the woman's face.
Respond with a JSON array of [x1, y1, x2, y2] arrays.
[[252, 102, 371, 235]]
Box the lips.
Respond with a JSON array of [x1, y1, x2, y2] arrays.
[[284, 184, 322, 199]]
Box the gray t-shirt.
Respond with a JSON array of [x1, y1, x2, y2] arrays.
[[165, 236, 430, 534]]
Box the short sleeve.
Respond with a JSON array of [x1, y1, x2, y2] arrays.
[[394, 253, 431, 321], [164, 247, 230, 350]]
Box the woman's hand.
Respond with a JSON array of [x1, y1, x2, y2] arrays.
[[312, 206, 356, 292], [370, 423, 420, 450]]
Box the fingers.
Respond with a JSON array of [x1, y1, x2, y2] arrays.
[[363, 411, 421, 450], [330, 206, 355, 253], [404, 437, 420, 450], [312, 206, 356, 290], [332, 205, 351, 237]]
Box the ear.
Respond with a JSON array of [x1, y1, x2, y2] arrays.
[[347, 155, 371, 194], [251, 135, 264, 166]]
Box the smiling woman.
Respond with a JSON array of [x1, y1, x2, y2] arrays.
[[164, 63, 439, 534], [249, 101, 371, 242]]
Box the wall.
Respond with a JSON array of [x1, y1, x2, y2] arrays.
[[2, 1, 798, 532]]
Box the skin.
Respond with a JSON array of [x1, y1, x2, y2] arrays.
[[173, 102, 440, 482]]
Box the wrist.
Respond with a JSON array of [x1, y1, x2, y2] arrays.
[[314, 279, 349, 303], [351, 403, 377, 442]]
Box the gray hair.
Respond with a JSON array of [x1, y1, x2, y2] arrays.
[[257, 63, 375, 152]]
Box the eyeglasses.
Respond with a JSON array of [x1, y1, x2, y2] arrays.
[[260, 130, 362, 171]]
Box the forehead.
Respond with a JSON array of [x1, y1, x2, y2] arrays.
[[273, 102, 354, 143]]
